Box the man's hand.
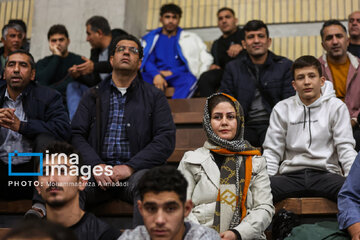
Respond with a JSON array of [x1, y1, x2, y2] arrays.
[[0, 108, 20, 132], [209, 64, 221, 70], [94, 164, 113, 190], [68, 65, 81, 79], [153, 74, 168, 91], [49, 43, 61, 56], [348, 222, 360, 240], [351, 119, 358, 128], [220, 231, 237, 240], [76, 56, 94, 75], [159, 70, 173, 77], [110, 165, 134, 183], [227, 44, 242, 58]]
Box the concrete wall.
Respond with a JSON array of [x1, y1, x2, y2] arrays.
[[30, 0, 148, 61]]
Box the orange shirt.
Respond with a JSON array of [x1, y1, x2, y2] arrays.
[[328, 57, 350, 102]]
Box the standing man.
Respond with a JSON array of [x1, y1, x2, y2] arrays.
[[0, 23, 25, 80], [119, 166, 220, 240], [72, 35, 176, 226], [197, 7, 244, 97], [318, 19, 360, 151], [348, 11, 360, 58], [0, 50, 70, 200], [36, 24, 89, 120], [141, 3, 213, 98], [35, 142, 120, 240], [220, 20, 294, 148]]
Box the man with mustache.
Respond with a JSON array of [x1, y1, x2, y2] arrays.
[[35, 142, 120, 240], [0, 23, 25, 81], [119, 166, 219, 240], [220, 20, 294, 148], [140, 3, 213, 98], [0, 50, 70, 201], [348, 11, 360, 58], [318, 20, 360, 152]]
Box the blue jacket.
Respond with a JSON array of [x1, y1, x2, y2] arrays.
[[0, 81, 71, 141], [140, 27, 189, 73], [71, 75, 176, 171], [338, 152, 360, 230], [220, 51, 295, 118]]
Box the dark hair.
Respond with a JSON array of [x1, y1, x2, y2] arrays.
[[138, 166, 188, 203], [8, 19, 27, 33], [110, 34, 143, 59], [111, 28, 128, 39], [5, 49, 35, 69], [217, 7, 235, 17], [320, 19, 347, 39], [1, 219, 77, 240], [47, 24, 69, 40], [208, 94, 236, 115], [86, 16, 111, 36], [160, 3, 182, 17], [291, 55, 322, 79], [36, 141, 83, 172], [2, 23, 24, 39], [243, 20, 269, 37]]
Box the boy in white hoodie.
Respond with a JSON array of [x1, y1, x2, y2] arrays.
[[263, 55, 357, 203]]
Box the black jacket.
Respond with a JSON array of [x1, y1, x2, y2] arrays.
[[220, 51, 295, 118], [0, 81, 71, 141], [71, 75, 176, 171]]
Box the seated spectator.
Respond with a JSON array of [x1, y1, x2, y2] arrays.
[[71, 34, 176, 227], [1, 219, 77, 240], [220, 20, 294, 148], [263, 55, 357, 203], [178, 93, 274, 240], [8, 19, 30, 52], [348, 11, 360, 58], [338, 152, 360, 239], [36, 24, 90, 119], [141, 3, 213, 98], [67, 16, 114, 120], [119, 165, 220, 240], [0, 50, 70, 200], [35, 142, 120, 240], [197, 7, 244, 97], [318, 19, 360, 152], [0, 23, 26, 80]]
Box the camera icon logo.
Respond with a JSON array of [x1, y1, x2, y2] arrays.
[[8, 150, 43, 176]]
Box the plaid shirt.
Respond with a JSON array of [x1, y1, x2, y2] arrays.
[[101, 81, 131, 164]]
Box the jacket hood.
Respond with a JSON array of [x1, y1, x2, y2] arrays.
[[295, 80, 336, 108]]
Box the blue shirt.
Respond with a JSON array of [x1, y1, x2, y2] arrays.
[[0, 90, 32, 164], [145, 33, 188, 78], [101, 80, 131, 164]]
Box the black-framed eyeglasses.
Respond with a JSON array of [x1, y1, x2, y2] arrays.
[[115, 45, 139, 55]]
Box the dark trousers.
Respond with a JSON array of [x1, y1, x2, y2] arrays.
[[354, 125, 360, 152], [197, 69, 224, 97], [81, 169, 148, 228], [244, 122, 269, 148], [270, 168, 345, 203]]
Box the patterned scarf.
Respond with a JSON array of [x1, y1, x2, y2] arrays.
[[203, 93, 260, 233]]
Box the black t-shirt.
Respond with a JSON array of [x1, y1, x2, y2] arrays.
[[69, 212, 120, 240], [348, 43, 360, 58], [217, 28, 244, 68]]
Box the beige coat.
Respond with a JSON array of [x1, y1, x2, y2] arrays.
[[178, 147, 275, 240]]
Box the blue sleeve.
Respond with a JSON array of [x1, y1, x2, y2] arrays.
[[144, 52, 159, 79], [338, 152, 360, 230]]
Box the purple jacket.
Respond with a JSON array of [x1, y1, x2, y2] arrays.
[[318, 52, 360, 119]]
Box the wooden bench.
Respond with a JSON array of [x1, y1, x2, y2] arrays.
[[275, 197, 338, 215]]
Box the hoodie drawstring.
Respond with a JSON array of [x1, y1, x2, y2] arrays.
[[302, 106, 312, 148]]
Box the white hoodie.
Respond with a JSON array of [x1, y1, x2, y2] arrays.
[[263, 81, 357, 176]]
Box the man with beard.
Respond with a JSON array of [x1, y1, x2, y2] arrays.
[[35, 142, 120, 240], [140, 3, 213, 98], [220, 20, 294, 148], [0, 50, 70, 200], [318, 20, 360, 151]]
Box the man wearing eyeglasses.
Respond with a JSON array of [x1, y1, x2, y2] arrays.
[[348, 11, 360, 58], [71, 34, 176, 227]]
